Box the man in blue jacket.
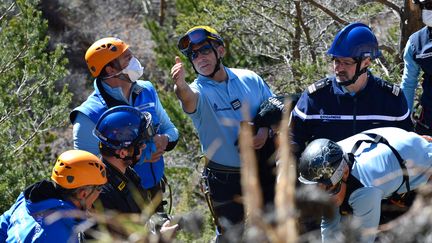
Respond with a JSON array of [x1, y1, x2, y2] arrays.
[[70, 38, 178, 204], [401, 0, 432, 136], [291, 22, 413, 157], [298, 127, 432, 243], [0, 150, 107, 242]]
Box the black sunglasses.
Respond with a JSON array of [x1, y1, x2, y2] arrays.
[[188, 44, 214, 60]]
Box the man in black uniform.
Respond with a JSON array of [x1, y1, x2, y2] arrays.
[[93, 105, 178, 235]]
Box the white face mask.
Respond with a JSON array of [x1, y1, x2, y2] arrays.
[[422, 10, 432, 27], [121, 57, 144, 82]]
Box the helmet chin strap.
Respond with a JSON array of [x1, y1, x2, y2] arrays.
[[113, 144, 141, 166], [338, 60, 368, 87]]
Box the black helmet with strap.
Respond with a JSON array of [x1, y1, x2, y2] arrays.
[[298, 138, 348, 186]]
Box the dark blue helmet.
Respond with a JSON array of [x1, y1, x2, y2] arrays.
[[327, 22, 381, 60], [93, 106, 155, 149]]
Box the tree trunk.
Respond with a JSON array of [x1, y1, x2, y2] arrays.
[[400, 0, 423, 57]]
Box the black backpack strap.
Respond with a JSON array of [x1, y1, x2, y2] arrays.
[[350, 133, 410, 193], [339, 173, 364, 215]]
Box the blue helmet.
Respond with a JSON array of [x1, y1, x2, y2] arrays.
[[327, 22, 381, 60], [94, 106, 155, 150]]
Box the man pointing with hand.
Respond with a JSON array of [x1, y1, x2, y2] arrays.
[[171, 26, 274, 240]]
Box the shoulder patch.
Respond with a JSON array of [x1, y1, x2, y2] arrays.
[[307, 78, 331, 95], [380, 81, 400, 96]]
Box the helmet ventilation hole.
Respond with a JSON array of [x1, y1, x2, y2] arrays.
[[66, 175, 74, 183]]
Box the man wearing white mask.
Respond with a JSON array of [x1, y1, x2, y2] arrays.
[[70, 37, 178, 212], [401, 0, 432, 136]]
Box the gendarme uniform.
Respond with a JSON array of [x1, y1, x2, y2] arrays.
[[291, 72, 413, 154], [321, 127, 432, 243], [187, 66, 273, 226], [188, 67, 274, 167], [98, 161, 152, 213]]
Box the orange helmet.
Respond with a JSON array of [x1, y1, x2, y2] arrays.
[[85, 37, 129, 77], [51, 150, 107, 189]]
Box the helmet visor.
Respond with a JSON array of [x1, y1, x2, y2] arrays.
[[135, 113, 157, 146], [298, 157, 347, 186]]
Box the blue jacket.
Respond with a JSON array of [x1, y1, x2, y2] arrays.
[[0, 180, 82, 243], [70, 80, 178, 189], [291, 73, 413, 155], [401, 26, 432, 124]]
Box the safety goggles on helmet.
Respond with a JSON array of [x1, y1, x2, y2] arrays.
[[178, 28, 223, 55]]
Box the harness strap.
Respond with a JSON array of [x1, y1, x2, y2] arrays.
[[200, 171, 224, 234], [350, 133, 410, 194], [339, 174, 364, 215], [161, 175, 173, 214]]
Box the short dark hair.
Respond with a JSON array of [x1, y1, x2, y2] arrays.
[[53, 181, 85, 201], [99, 142, 118, 158]]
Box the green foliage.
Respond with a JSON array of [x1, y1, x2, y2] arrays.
[[351, 2, 385, 16], [0, 0, 71, 212], [145, 20, 200, 154], [165, 166, 214, 242]]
